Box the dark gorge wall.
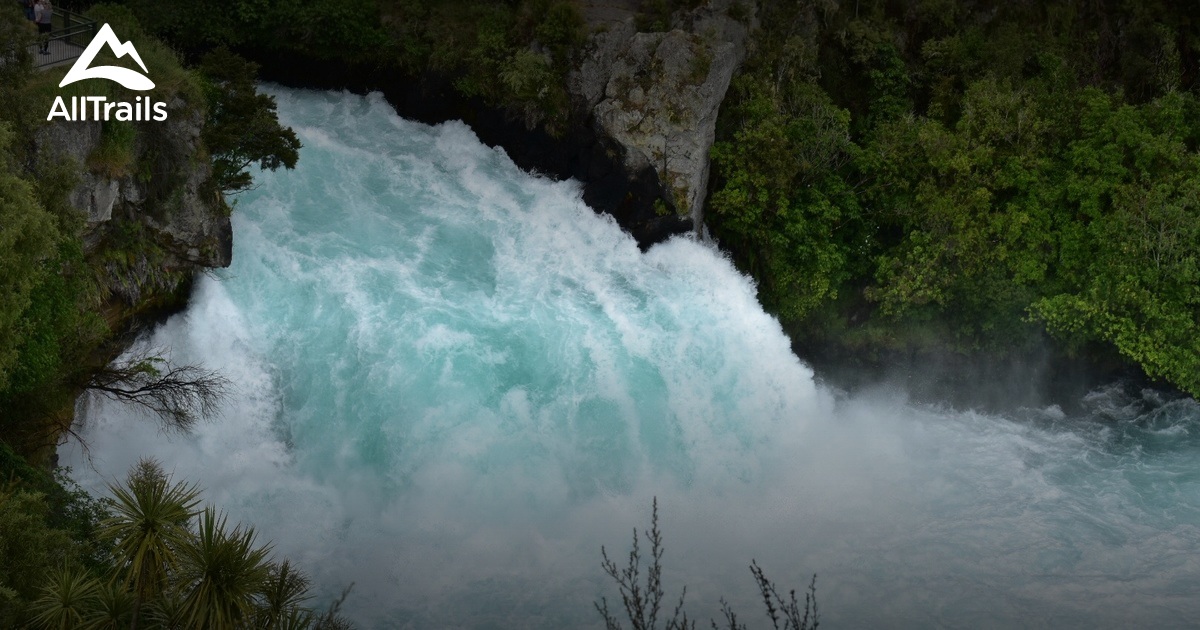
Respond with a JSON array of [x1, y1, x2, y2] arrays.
[[795, 333, 1147, 415], [247, 50, 690, 248], [241, 0, 753, 248]]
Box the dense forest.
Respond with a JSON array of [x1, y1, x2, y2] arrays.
[[707, 1, 1200, 399]]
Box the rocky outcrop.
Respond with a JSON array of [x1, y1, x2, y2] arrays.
[[249, 1, 753, 246], [571, 0, 754, 227], [34, 107, 231, 306]]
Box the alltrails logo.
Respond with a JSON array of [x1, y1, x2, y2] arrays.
[[47, 23, 168, 122]]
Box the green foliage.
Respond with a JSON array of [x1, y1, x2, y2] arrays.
[[198, 48, 301, 195], [859, 75, 1061, 345], [710, 68, 858, 321], [0, 443, 112, 566], [0, 457, 356, 629], [88, 122, 137, 179], [0, 492, 77, 614], [30, 565, 101, 630], [859, 83, 1200, 371], [501, 48, 555, 98], [0, 3, 34, 116], [531, 0, 586, 61], [838, 20, 913, 131], [280, 0, 393, 63], [0, 241, 108, 451], [101, 457, 202, 616], [257, 560, 314, 628], [0, 125, 59, 392], [709, 0, 1200, 393], [1030, 90, 1200, 394], [0, 468, 109, 627], [177, 507, 273, 628], [123, 0, 586, 135], [0, 454, 352, 628], [121, 0, 391, 63], [634, 0, 702, 33], [404, 0, 584, 133], [7, 247, 93, 394], [128, 0, 240, 52], [89, 581, 135, 629]]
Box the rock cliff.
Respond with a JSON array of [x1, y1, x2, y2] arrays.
[[34, 106, 231, 309], [252, 0, 753, 246], [572, 0, 754, 227]]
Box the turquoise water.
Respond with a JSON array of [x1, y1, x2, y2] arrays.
[[65, 88, 1200, 628]]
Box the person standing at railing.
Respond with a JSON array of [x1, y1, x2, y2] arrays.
[[21, 0, 34, 21], [34, 0, 53, 55]]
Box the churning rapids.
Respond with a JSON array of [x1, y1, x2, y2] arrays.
[[64, 88, 1200, 629]]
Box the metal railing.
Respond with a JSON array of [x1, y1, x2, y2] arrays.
[[21, 4, 98, 69]]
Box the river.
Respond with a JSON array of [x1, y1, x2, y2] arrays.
[[63, 87, 1200, 629]]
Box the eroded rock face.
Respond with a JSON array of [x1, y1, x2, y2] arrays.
[[249, 1, 753, 246], [571, 0, 754, 228], [137, 106, 232, 271], [34, 107, 231, 305]]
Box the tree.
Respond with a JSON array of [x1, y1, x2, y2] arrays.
[[709, 75, 858, 322], [99, 458, 202, 630], [198, 48, 301, 195], [86, 348, 231, 434], [257, 560, 315, 629], [29, 566, 99, 630], [176, 507, 273, 629], [0, 3, 33, 117], [88, 581, 135, 630], [737, 564, 818, 630], [1031, 90, 1200, 395]]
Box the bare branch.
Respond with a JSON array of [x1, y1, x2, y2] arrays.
[[598, 501, 816, 630], [595, 498, 694, 630], [86, 348, 230, 434], [313, 583, 356, 630], [749, 561, 818, 630]]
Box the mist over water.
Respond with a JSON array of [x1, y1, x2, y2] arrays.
[[64, 88, 1200, 628]]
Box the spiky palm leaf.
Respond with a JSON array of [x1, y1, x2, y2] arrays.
[[30, 566, 99, 630], [142, 587, 188, 630], [176, 507, 272, 628], [86, 581, 133, 630], [274, 606, 317, 630], [257, 560, 314, 629]]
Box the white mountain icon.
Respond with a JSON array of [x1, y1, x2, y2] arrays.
[[59, 23, 155, 91]]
